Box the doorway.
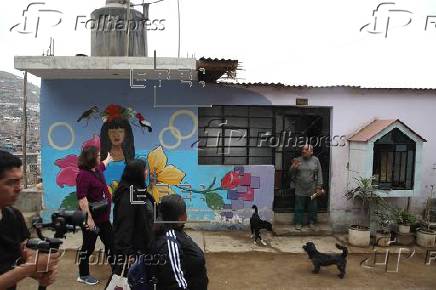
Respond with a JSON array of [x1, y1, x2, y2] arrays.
[[272, 107, 331, 213]]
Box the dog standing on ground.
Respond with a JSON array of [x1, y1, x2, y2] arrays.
[[302, 242, 348, 279], [250, 205, 273, 246]]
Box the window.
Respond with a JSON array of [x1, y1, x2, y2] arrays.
[[372, 128, 415, 190], [198, 106, 274, 165]]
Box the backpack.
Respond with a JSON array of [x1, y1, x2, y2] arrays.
[[127, 235, 179, 290]]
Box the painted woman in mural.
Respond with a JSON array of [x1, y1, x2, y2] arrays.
[[100, 104, 136, 162], [74, 104, 152, 187], [99, 104, 147, 185]]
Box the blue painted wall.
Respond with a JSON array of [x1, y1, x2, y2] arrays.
[[40, 79, 274, 224]]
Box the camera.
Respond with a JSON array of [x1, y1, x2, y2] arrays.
[[26, 209, 86, 253]]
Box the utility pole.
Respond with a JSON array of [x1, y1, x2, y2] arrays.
[[22, 71, 28, 189]]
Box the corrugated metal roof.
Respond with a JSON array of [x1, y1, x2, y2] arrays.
[[349, 119, 427, 142], [216, 81, 436, 90]]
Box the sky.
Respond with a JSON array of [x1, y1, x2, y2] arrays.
[[1, 0, 436, 88]]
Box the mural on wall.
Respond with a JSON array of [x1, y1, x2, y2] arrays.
[[40, 79, 274, 224]]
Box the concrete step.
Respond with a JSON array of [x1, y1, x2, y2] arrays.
[[273, 224, 333, 236], [273, 212, 330, 225]]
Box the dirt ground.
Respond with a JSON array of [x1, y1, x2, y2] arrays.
[[19, 251, 436, 290]]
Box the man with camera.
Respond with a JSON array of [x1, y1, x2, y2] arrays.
[[0, 150, 60, 290]]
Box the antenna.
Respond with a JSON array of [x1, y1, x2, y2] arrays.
[[177, 0, 181, 58]]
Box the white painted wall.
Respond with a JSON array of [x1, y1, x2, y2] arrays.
[[245, 86, 436, 229]]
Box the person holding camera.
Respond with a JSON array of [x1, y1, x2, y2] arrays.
[[0, 150, 59, 290], [76, 146, 113, 285]]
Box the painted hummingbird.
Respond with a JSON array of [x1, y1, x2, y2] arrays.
[[135, 112, 152, 132], [77, 106, 99, 125]]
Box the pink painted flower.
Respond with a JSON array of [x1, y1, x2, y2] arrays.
[[240, 187, 255, 202], [55, 135, 101, 188], [55, 155, 79, 188]]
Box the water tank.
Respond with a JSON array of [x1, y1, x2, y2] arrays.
[[91, 0, 147, 56]]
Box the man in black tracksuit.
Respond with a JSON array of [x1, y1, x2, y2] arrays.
[[154, 194, 208, 290]]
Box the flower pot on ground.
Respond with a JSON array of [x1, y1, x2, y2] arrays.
[[393, 208, 416, 234], [375, 230, 391, 247], [416, 186, 436, 247], [416, 228, 436, 247], [374, 202, 394, 247], [348, 225, 370, 247], [345, 177, 386, 247], [398, 224, 411, 234]]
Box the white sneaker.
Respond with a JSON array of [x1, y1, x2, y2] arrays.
[[295, 224, 303, 231]]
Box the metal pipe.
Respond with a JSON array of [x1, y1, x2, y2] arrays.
[[177, 0, 181, 57], [22, 71, 28, 189], [143, 2, 149, 57], [126, 0, 131, 56]]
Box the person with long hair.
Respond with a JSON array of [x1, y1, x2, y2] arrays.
[[111, 159, 155, 278], [100, 118, 135, 163], [76, 146, 113, 286]]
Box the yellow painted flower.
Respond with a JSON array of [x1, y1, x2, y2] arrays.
[[147, 146, 185, 201], [107, 181, 119, 196]]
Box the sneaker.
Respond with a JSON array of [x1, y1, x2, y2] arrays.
[[77, 275, 99, 285], [295, 224, 303, 231]]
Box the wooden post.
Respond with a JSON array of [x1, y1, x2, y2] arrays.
[[22, 71, 28, 189]]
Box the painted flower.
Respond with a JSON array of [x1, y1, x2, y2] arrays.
[[55, 154, 79, 188], [55, 135, 101, 188], [221, 171, 241, 190], [107, 180, 119, 196], [147, 146, 185, 201], [104, 104, 123, 122]]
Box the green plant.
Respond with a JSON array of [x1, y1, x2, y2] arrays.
[[375, 208, 394, 233], [393, 208, 416, 225], [420, 185, 435, 232], [345, 176, 388, 229]]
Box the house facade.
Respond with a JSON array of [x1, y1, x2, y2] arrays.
[[15, 56, 435, 231]]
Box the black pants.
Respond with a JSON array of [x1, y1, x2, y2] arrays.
[[78, 221, 112, 276]]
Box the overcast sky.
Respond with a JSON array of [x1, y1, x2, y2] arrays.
[[1, 0, 436, 87]]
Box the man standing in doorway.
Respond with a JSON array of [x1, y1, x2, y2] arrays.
[[289, 145, 324, 231]]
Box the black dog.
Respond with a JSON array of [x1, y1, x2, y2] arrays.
[[302, 242, 348, 279], [250, 205, 273, 245]]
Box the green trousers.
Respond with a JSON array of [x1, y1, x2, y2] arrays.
[[294, 195, 318, 225]]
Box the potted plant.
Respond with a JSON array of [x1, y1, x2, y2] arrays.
[[416, 185, 436, 247], [393, 208, 416, 234], [345, 176, 384, 247], [374, 208, 393, 246]]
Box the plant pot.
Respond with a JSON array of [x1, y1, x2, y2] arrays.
[[416, 228, 436, 247], [348, 225, 370, 247], [375, 231, 391, 247], [398, 224, 411, 234]]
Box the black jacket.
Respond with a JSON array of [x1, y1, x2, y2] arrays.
[[112, 186, 154, 274], [155, 227, 208, 290]]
